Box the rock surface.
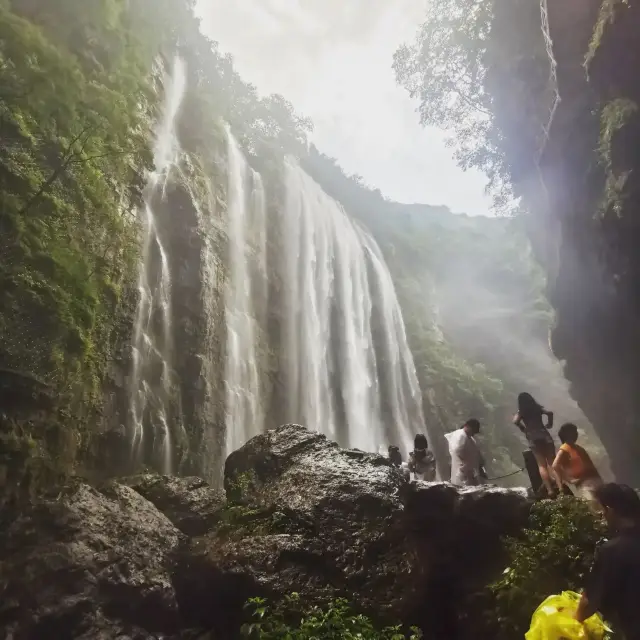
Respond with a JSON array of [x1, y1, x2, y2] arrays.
[[122, 475, 225, 536], [210, 424, 531, 636], [0, 481, 185, 639], [0, 424, 533, 639]]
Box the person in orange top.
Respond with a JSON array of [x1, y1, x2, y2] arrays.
[[552, 422, 603, 504]]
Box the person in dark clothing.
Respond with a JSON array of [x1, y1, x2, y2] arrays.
[[513, 392, 560, 498], [387, 445, 410, 481], [576, 483, 640, 640]]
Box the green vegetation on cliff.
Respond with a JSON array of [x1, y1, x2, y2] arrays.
[[0, 0, 312, 485], [487, 498, 606, 639]]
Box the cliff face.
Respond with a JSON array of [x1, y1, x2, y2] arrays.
[[534, 0, 640, 485]]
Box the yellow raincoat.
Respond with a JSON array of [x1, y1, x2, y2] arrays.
[[526, 591, 609, 640]]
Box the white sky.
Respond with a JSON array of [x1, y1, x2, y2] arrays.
[[195, 0, 493, 216]]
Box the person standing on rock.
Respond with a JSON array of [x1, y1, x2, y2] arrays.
[[388, 445, 411, 481], [513, 392, 560, 498], [575, 483, 640, 640], [408, 434, 437, 481], [445, 419, 487, 486]]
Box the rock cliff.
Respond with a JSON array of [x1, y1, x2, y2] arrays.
[[0, 424, 531, 639], [533, 0, 640, 485]]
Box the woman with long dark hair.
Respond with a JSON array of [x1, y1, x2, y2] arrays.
[[513, 392, 560, 497]]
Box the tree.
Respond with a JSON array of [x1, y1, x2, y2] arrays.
[[393, 0, 553, 211]]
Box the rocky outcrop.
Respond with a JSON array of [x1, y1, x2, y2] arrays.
[[0, 424, 532, 639], [0, 481, 185, 639], [123, 474, 224, 536], [207, 424, 529, 637], [532, 0, 640, 485]]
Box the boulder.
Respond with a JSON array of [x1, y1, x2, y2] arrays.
[[0, 425, 533, 639], [0, 481, 185, 639], [121, 475, 225, 536], [178, 424, 532, 637]]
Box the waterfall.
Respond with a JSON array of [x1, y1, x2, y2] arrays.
[[279, 163, 427, 455], [129, 56, 187, 473], [223, 143, 430, 458], [224, 132, 266, 455]]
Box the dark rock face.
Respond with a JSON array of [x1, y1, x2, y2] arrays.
[[0, 482, 184, 639], [212, 424, 531, 637], [122, 474, 225, 536], [534, 0, 640, 486], [0, 424, 532, 639]]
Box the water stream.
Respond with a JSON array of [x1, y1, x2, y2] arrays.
[[129, 56, 186, 473], [223, 148, 430, 457]]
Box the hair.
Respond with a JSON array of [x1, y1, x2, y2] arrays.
[[518, 391, 544, 416], [594, 483, 640, 520], [464, 418, 480, 434], [558, 422, 579, 444], [414, 434, 428, 450]]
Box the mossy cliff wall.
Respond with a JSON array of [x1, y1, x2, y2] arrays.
[[529, 0, 640, 485]]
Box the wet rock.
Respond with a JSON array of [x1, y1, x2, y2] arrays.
[[0, 425, 533, 639], [0, 481, 184, 639], [122, 475, 225, 536], [177, 423, 532, 635]]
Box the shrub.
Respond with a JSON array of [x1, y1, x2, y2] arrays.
[[487, 497, 607, 639], [241, 594, 421, 640]]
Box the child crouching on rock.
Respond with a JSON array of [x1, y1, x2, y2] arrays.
[[552, 422, 603, 506]]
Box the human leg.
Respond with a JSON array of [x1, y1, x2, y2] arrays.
[[532, 442, 557, 496]]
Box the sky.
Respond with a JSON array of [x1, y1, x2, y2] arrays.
[[195, 0, 494, 216]]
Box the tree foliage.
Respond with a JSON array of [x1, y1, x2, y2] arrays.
[[241, 595, 421, 640], [393, 0, 553, 210], [484, 497, 606, 639]]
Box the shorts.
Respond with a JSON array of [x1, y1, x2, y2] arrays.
[[529, 437, 555, 458]]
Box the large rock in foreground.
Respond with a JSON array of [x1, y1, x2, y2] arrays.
[[0, 482, 185, 639], [0, 425, 533, 639], [183, 424, 532, 637]]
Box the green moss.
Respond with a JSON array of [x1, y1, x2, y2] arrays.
[[597, 98, 638, 216], [226, 469, 259, 504], [586, 0, 629, 67], [213, 503, 302, 540]]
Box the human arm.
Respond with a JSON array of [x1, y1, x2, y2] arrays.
[[512, 411, 525, 433], [574, 542, 614, 623], [543, 409, 554, 429], [575, 592, 596, 623], [478, 450, 488, 480]]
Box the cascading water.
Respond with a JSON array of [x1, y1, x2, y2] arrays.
[[129, 56, 187, 473], [224, 132, 266, 455], [222, 143, 431, 458], [280, 162, 428, 455]]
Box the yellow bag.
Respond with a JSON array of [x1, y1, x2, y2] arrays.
[[525, 591, 609, 640]]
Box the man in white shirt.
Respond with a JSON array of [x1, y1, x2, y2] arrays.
[[445, 419, 488, 486]]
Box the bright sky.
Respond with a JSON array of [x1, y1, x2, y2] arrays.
[[195, 0, 494, 216]]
